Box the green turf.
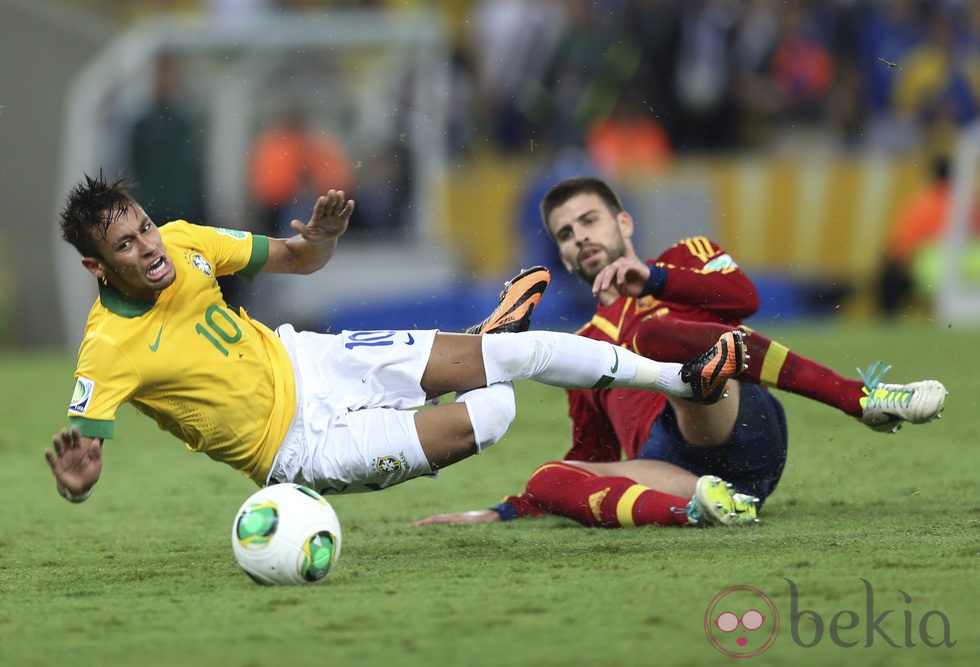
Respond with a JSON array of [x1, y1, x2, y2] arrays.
[[0, 321, 976, 666]]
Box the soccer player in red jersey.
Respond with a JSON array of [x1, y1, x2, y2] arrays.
[[415, 176, 947, 529]]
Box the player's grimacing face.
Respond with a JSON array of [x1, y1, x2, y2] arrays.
[[85, 203, 176, 300], [546, 192, 628, 283]]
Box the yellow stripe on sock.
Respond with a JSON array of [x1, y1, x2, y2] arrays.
[[760, 341, 790, 387], [616, 485, 648, 527]]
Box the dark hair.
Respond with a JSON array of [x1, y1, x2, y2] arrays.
[[539, 176, 625, 230], [60, 172, 137, 258]]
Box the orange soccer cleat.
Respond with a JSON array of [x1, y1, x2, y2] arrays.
[[680, 330, 747, 403], [466, 266, 551, 335]]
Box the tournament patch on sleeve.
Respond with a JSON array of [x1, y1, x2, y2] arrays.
[[69, 376, 95, 414], [214, 227, 249, 240], [703, 253, 737, 272]]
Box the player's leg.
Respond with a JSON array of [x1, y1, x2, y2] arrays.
[[520, 384, 786, 528], [632, 316, 946, 430], [418, 333, 487, 397], [637, 383, 788, 505], [633, 316, 868, 411], [413, 382, 517, 469], [665, 381, 742, 447], [522, 460, 758, 528], [282, 386, 516, 494], [420, 330, 739, 401], [272, 328, 517, 491], [663, 326, 747, 448], [564, 458, 700, 498]]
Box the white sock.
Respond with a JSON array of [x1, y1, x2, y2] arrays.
[[455, 381, 516, 452], [481, 331, 693, 397], [633, 358, 692, 396]]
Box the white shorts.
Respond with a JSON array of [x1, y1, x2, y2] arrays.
[[267, 325, 439, 494]]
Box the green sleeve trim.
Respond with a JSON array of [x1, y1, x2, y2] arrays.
[[236, 234, 269, 281], [69, 416, 115, 440]]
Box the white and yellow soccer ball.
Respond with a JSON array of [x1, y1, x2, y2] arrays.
[[231, 483, 342, 585]]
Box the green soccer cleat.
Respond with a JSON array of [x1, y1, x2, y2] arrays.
[[465, 266, 551, 335], [681, 475, 760, 527], [858, 361, 948, 433]]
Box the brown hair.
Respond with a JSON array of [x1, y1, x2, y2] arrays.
[[539, 176, 624, 231]]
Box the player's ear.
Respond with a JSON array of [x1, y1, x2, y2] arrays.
[[618, 211, 635, 239], [80, 256, 106, 281]]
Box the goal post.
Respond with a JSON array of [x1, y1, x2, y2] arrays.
[[934, 119, 980, 325]]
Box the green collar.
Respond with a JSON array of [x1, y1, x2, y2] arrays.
[[98, 280, 156, 317]]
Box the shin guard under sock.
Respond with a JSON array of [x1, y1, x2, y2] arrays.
[[524, 461, 692, 528]]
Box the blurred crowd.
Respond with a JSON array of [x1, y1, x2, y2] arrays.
[[454, 0, 980, 167], [75, 0, 980, 317], [82, 0, 980, 165]]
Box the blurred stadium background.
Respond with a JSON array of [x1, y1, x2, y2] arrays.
[[3, 0, 980, 350]]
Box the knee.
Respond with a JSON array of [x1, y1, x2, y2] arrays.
[[458, 382, 516, 451], [632, 317, 676, 356], [481, 331, 557, 383], [525, 460, 573, 497]]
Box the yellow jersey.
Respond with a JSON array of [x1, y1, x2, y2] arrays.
[[67, 221, 296, 486]]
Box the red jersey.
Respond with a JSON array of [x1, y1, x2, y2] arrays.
[[567, 236, 758, 461], [498, 237, 758, 517]]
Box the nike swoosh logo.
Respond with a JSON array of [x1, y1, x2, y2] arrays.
[[148, 324, 164, 352], [404, 333, 415, 345], [591, 348, 621, 390]]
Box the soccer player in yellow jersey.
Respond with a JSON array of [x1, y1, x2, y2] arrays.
[[46, 172, 755, 522]]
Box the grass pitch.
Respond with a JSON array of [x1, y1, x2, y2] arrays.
[[0, 321, 976, 666]]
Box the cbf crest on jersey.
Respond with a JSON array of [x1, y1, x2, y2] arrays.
[[186, 251, 213, 277], [69, 376, 95, 414], [375, 455, 402, 474]]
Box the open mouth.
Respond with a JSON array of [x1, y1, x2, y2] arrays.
[[146, 256, 170, 282]]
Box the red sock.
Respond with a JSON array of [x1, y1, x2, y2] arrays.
[[524, 462, 692, 528], [632, 318, 866, 417]]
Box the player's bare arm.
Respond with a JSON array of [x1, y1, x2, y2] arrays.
[[592, 256, 651, 297], [410, 510, 502, 526], [263, 189, 354, 275], [45, 426, 103, 502]]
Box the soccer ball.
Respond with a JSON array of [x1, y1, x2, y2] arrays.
[[231, 483, 342, 585]]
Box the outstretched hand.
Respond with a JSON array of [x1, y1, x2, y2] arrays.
[[45, 427, 102, 500], [290, 189, 354, 242], [410, 510, 502, 526], [591, 256, 651, 297]]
